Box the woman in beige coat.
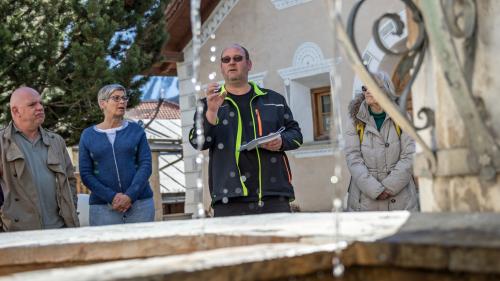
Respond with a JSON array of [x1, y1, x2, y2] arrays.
[[344, 71, 418, 211]]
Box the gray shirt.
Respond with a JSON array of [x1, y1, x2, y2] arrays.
[[13, 127, 65, 229]]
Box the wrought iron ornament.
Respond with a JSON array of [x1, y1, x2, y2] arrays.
[[339, 0, 499, 180]]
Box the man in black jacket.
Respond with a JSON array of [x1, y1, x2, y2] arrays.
[[189, 44, 303, 217]]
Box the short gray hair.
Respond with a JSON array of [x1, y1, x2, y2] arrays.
[[97, 84, 127, 103], [371, 71, 397, 101]]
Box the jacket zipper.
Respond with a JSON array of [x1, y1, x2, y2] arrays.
[[111, 143, 123, 192], [282, 155, 292, 183], [255, 108, 263, 137], [249, 97, 263, 206], [224, 97, 249, 197]]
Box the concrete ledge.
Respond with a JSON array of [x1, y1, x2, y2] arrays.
[[1, 212, 499, 280]]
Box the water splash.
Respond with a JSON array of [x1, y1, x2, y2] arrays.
[[326, 0, 347, 278], [190, 0, 205, 220]]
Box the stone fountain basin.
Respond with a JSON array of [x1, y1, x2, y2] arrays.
[[0, 212, 499, 280]]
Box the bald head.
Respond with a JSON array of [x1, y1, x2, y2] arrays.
[[10, 87, 45, 133], [221, 44, 250, 60], [10, 87, 40, 109]]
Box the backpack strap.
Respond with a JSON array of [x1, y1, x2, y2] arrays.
[[356, 123, 365, 144], [394, 122, 402, 138], [356, 121, 401, 144]]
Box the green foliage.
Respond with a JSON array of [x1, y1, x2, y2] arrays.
[[0, 0, 169, 145]]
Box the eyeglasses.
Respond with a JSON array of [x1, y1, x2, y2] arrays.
[[107, 95, 129, 102], [361, 85, 384, 92], [221, 55, 244, 64]]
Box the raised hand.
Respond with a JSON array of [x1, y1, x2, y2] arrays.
[[205, 82, 226, 125]]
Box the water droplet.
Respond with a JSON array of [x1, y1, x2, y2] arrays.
[[245, 172, 251, 178], [270, 177, 277, 183], [248, 203, 255, 210], [195, 84, 201, 91], [197, 203, 205, 218], [241, 175, 247, 182], [191, 78, 197, 84], [196, 129, 202, 135], [333, 198, 342, 210], [196, 178, 203, 188], [284, 113, 290, 119], [210, 55, 216, 62], [222, 119, 228, 125], [210, 33, 216, 39], [270, 157, 277, 163], [222, 197, 229, 204], [229, 111, 235, 117], [196, 157, 203, 164], [258, 201, 265, 207], [210, 46, 216, 52], [206, 136, 212, 142], [218, 143, 224, 150], [229, 171, 236, 178], [223, 188, 228, 194], [208, 73, 216, 80], [332, 257, 345, 277], [330, 175, 339, 184], [235, 188, 242, 194]]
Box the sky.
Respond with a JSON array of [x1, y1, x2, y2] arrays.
[[140, 76, 179, 103]]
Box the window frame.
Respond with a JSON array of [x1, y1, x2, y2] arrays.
[[310, 86, 332, 141]]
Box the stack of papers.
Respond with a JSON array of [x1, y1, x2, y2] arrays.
[[239, 127, 286, 151]]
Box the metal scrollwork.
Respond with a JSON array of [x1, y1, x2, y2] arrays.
[[442, 0, 477, 86], [421, 0, 500, 181], [348, 0, 429, 116], [337, 0, 499, 180], [442, 0, 476, 38], [414, 107, 435, 131], [339, 0, 437, 172]]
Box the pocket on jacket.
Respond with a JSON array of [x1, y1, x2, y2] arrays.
[[358, 191, 380, 211]]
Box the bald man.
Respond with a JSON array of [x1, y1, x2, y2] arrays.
[[0, 87, 79, 231]]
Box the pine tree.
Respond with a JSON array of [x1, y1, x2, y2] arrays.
[[0, 0, 168, 144]]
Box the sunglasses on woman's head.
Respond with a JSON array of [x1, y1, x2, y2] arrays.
[[221, 55, 244, 64]]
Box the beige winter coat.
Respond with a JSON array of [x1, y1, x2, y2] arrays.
[[344, 97, 418, 211], [0, 122, 79, 231]]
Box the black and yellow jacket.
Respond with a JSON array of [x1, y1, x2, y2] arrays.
[[189, 82, 303, 204]]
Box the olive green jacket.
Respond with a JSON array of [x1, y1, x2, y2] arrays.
[[0, 122, 79, 231]]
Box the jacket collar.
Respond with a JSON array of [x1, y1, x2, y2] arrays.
[[220, 81, 267, 97], [39, 126, 52, 146], [3, 122, 55, 162], [356, 101, 394, 137], [355, 101, 373, 125], [3, 122, 25, 162]]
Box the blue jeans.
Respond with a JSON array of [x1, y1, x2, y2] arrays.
[[89, 198, 155, 226]]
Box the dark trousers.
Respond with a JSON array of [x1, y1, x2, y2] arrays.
[[213, 197, 291, 217]]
